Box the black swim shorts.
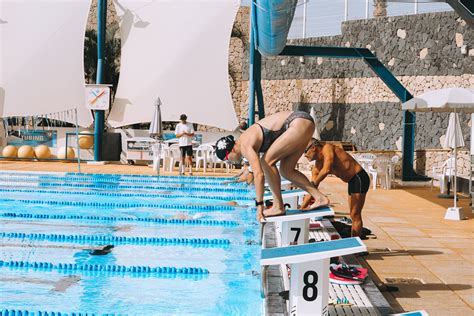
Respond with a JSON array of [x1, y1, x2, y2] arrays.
[[179, 145, 193, 157], [347, 169, 370, 195]]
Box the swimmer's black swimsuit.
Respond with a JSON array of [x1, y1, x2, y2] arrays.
[[256, 111, 314, 153]]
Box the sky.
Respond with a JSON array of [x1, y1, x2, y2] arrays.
[[241, 0, 452, 38]]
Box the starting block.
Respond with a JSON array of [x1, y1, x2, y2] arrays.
[[261, 238, 366, 316], [264, 189, 306, 209], [391, 311, 429, 316], [261, 207, 334, 246]]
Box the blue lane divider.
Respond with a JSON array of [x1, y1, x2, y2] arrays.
[[0, 198, 236, 211], [0, 170, 235, 181], [0, 310, 103, 316], [0, 212, 239, 227], [0, 232, 230, 247], [0, 178, 251, 194], [65, 172, 235, 181], [34, 181, 250, 194], [0, 174, 242, 187], [0, 188, 252, 202], [0, 260, 209, 276]]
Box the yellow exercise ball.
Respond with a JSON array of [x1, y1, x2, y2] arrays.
[[35, 145, 51, 159], [57, 146, 76, 160], [2, 145, 18, 158], [78, 134, 94, 149], [18, 145, 35, 159]]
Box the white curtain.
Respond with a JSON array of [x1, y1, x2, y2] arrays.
[[108, 0, 240, 130], [0, 0, 93, 127]]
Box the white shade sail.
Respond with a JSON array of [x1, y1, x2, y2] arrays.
[[0, 0, 93, 127], [402, 88, 474, 113], [108, 0, 240, 130], [443, 113, 465, 149]]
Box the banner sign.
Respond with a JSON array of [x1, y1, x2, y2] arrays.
[[7, 130, 57, 147], [163, 133, 202, 145]]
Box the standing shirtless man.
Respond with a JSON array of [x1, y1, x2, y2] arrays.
[[302, 139, 370, 237]]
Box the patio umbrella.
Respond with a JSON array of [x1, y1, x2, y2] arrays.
[[402, 87, 474, 220], [309, 106, 321, 140], [149, 97, 163, 138], [441, 112, 465, 203], [149, 97, 163, 175]]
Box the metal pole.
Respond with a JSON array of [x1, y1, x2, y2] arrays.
[[454, 111, 457, 209], [75, 108, 81, 173], [414, 1, 418, 14], [248, 1, 256, 126], [94, 0, 106, 161], [365, 0, 369, 18], [344, 0, 348, 21], [302, 0, 307, 39]]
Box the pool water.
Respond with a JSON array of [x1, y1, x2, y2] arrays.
[[0, 171, 263, 315]]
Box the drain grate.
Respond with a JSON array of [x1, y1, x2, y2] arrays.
[[385, 277, 425, 285]]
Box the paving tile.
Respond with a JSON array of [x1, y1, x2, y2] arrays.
[[460, 253, 474, 263], [458, 293, 474, 307], [391, 236, 444, 248], [434, 238, 474, 249], [379, 226, 428, 237], [378, 272, 442, 284], [420, 306, 474, 316], [421, 228, 471, 238], [369, 216, 408, 224]]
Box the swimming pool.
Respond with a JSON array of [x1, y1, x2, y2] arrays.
[[0, 171, 263, 315]]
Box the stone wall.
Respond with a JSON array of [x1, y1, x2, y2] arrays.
[[87, 0, 118, 30], [232, 11, 473, 160], [244, 12, 473, 80]]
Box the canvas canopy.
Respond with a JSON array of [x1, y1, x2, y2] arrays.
[[107, 0, 240, 130], [0, 0, 93, 127]]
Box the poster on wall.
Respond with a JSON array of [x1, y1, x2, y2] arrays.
[[7, 130, 57, 147]]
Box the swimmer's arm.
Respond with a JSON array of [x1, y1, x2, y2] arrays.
[[233, 170, 244, 178], [222, 179, 237, 184], [311, 165, 320, 184], [242, 147, 265, 218], [312, 148, 334, 188]]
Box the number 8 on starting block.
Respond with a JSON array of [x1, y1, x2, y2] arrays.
[[261, 238, 366, 315]]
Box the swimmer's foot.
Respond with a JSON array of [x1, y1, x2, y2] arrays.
[[304, 197, 330, 210], [262, 207, 286, 218]]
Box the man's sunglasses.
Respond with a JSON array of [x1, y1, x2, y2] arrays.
[[304, 140, 318, 154]]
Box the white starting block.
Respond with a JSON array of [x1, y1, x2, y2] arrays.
[[261, 238, 366, 316], [264, 189, 306, 209], [391, 311, 428, 316], [261, 207, 334, 246]]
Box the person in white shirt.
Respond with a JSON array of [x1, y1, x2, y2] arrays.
[[175, 114, 195, 175]]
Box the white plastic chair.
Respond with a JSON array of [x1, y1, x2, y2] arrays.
[[431, 156, 456, 194], [151, 142, 169, 172], [369, 156, 392, 190], [166, 144, 182, 172], [390, 155, 400, 180], [195, 144, 213, 172], [356, 153, 376, 173], [208, 150, 230, 173]]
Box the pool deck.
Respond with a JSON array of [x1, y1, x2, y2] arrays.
[[1, 160, 473, 315]]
